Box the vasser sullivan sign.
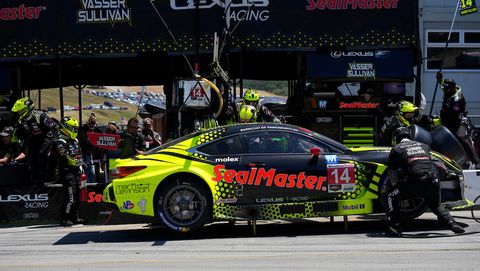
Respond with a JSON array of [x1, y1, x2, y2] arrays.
[[87, 132, 120, 150], [77, 0, 131, 25]]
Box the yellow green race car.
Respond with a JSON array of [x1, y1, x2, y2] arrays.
[[103, 123, 468, 232]]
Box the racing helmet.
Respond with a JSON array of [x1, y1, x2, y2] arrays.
[[243, 89, 260, 106], [395, 100, 419, 126], [239, 105, 257, 123], [11, 97, 34, 122], [60, 116, 79, 139], [392, 126, 412, 144], [441, 78, 457, 95]]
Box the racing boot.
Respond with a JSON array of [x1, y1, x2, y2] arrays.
[[61, 220, 74, 227], [385, 222, 402, 237], [448, 220, 465, 234], [74, 216, 85, 225]]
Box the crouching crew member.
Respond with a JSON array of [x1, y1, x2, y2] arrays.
[[385, 127, 465, 236]]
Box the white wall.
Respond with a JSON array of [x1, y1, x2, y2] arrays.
[[420, 1, 480, 117]]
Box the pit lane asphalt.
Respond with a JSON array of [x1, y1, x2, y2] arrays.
[[0, 211, 480, 271]]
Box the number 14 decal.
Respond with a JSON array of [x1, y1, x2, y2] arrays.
[[327, 164, 355, 185]]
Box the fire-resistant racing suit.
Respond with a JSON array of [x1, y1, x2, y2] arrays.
[[386, 139, 464, 235], [55, 134, 83, 225]]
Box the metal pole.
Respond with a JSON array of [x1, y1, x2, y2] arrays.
[[57, 56, 64, 119], [16, 65, 22, 99], [240, 49, 244, 98], [78, 85, 83, 125], [38, 88, 41, 110], [414, 0, 422, 107], [428, 0, 461, 116]]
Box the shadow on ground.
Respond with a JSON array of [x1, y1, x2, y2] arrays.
[[52, 216, 472, 245]]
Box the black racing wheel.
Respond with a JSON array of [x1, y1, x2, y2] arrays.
[[471, 195, 480, 223], [379, 172, 428, 221], [155, 177, 212, 232]]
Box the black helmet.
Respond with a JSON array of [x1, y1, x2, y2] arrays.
[[392, 127, 412, 145], [441, 78, 456, 91]]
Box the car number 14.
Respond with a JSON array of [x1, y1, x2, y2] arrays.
[[327, 164, 355, 185]]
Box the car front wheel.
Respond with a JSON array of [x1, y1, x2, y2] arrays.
[[379, 174, 428, 221]]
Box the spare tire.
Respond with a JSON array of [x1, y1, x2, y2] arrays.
[[410, 124, 432, 146], [430, 126, 467, 167]]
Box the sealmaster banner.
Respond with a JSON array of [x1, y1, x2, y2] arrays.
[[0, 0, 417, 59]]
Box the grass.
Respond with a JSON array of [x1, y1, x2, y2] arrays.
[[28, 86, 142, 125]]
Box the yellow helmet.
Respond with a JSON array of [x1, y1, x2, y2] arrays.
[[11, 97, 34, 122], [244, 89, 260, 103], [60, 116, 80, 139], [239, 105, 257, 123], [395, 100, 419, 126]]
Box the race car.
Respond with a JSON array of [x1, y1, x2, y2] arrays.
[[103, 123, 469, 232]]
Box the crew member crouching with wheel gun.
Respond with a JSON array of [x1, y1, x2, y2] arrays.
[[54, 116, 84, 227], [385, 127, 465, 237]]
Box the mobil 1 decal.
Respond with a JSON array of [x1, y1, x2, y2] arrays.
[[327, 163, 355, 193]]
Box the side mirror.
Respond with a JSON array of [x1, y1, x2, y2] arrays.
[[310, 147, 321, 157]]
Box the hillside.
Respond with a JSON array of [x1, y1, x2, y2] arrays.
[[27, 84, 285, 126], [29, 87, 140, 125]]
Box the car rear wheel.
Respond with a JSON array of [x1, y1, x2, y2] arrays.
[[156, 177, 211, 232], [379, 174, 428, 221]]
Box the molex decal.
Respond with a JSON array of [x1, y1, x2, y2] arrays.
[[0, 4, 46, 21], [77, 0, 131, 26]]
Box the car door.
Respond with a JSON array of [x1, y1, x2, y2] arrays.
[[195, 135, 245, 204], [237, 130, 353, 205]]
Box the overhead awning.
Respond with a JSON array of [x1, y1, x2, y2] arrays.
[[0, 1, 417, 60], [306, 49, 415, 82]]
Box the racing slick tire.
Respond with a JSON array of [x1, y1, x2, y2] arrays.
[[155, 176, 212, 232], [379, 173, 428, 222]]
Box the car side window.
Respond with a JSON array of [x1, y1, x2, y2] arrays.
[[242, 131, 335, 154], [197, 136, 244, 155], [287, 133, 331, 154]]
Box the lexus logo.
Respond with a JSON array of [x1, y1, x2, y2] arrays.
[[330, 51, 374, 58], [330, 51, 342, 58]]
